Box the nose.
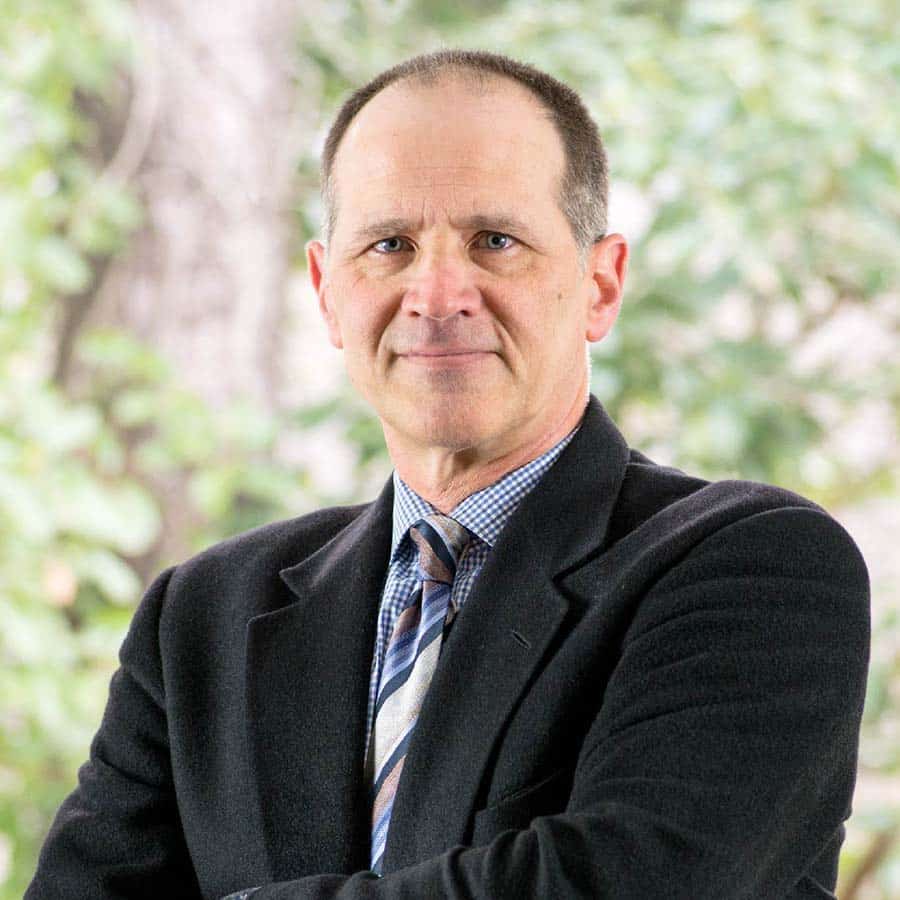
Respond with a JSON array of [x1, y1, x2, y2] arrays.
[[401, 245, 482, 321]]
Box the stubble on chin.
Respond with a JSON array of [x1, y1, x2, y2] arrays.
[[393, 387, 494, 451]]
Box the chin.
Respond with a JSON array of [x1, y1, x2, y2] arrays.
[[419, 406, 492, 449], [386, 393, 495, 451]]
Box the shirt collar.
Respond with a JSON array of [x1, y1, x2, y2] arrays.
[[390, 410, 585, 560]]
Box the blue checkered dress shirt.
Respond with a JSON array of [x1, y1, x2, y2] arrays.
[[364, 409, 586, 758]]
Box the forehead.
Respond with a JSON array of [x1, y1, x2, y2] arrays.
[[330, 74, 567, 234]]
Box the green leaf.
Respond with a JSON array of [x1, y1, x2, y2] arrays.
[[32, 235, 91, 293], [72, 547, 140, 606]]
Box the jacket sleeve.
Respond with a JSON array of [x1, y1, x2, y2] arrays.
[[25, 565, 201, 900], [231, 505, 871, 900]]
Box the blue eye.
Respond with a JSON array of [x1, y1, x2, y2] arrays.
[[372, 236, 409, 253], [479, 232, 514, 250]]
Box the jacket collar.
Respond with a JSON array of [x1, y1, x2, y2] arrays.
[[389, 408, 583, 555]]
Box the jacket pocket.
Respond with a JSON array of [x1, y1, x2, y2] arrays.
[[471, 765, 572, 846]]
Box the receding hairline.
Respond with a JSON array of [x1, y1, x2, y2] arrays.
[[326, 68, 566, 240], [331, 70, 557, 171]]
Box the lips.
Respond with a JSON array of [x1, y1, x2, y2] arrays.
[[406, 352, 485, 358], [399, 349, 494, 367], [401, 348, 493, 357]]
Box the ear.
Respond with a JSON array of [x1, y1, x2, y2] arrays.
[[584, 233, 628, 343], [306, 239, 343, 350]]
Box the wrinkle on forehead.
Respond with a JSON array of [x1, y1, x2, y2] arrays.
[[340, 121, 508, 182], [354, 165, 506, 187], [345, 153, 553, 215]]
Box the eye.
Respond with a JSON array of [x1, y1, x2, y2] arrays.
[[372, 236, 412, 254], [474, 232, 516, 250]]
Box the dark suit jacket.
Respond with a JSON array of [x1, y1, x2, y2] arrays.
[[26, 395, 870, 899]]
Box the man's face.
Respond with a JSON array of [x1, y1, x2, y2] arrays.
[[308, 74, 624, 457]]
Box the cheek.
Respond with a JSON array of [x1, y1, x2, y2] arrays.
[[334, 274, 390, 349], [518, 286, 570, 345], [515, 290, 581, 379]]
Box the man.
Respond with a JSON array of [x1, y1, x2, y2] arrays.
[[27, 49, 870, 899]]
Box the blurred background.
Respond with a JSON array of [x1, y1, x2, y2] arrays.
[[1, 0, 898, 896]]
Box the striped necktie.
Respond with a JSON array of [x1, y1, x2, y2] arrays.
[[367, 512, 472, 876]]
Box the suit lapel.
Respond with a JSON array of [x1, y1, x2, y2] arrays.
[[245, 476, 393, 879], [246, 395, 631, 879], [382, 396, 631, 872]]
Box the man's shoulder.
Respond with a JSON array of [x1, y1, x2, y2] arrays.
[[610, 449, 858, 552], [614, 447, 821, 530], [597, 449, 872, 665]]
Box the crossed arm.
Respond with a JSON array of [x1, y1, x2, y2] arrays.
[[27, 507, 870, 899]]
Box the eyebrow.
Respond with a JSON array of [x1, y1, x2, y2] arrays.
[[349, 213, 539, 247]]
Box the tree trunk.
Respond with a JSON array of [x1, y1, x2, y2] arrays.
[[71, 0, 307, 573], [96, 0, 303, 409]]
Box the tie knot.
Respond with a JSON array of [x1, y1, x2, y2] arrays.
[[408, 512, 471, 585]]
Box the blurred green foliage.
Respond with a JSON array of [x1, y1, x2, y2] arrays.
[[2, 0, 898, 897]]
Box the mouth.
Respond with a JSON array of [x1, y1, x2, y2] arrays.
[[400, 351, 494, 367]]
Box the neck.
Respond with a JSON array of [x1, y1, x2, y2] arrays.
[[386, 385, 588, 514]]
